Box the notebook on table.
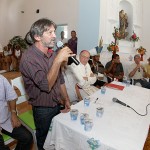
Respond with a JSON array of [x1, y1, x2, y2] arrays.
[[106, 83, 125, 90]]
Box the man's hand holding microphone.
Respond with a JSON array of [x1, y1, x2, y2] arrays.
[[56, 46, 75, 64]]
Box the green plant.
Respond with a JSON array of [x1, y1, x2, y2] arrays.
[[112, 27, 121, 40], [9, 36, 27, 49]]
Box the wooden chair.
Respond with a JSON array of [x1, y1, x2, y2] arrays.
[[10, 76, 37, 150]]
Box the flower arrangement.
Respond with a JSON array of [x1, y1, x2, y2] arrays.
[[87, 138, 100, 150], [112, 27, 121, 40], [107, 42, 119, 52], [136, 46, 146, 55], [130, 31, 139, 42]]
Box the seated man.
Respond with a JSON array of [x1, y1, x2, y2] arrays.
[[144, 57, 150, 82], [88, 49, 106, 88], [128, 54, 150, 89], [0, 75, 33, 150], [69, 50, 98, 97], [105, 54, 124, 83]]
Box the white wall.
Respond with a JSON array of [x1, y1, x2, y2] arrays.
[[0, 0, 149, 56], [143, 0, 150, 56], [77, 0, 100, 53], [0, 0, 79, 47]]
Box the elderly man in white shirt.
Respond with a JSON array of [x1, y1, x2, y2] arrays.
[[0, 75, 33, 150], [69, 50, 98, 97]]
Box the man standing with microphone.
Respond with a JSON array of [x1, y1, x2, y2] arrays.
[[20, 18, 74, 150]]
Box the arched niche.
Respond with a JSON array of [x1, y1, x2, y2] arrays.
[[119, 0, 133, 41]]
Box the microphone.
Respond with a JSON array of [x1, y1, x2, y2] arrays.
[[112, 98, 130, 108], [56, 41, 80, 65]]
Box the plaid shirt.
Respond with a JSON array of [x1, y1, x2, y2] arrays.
[[20, 45, 65, 107]]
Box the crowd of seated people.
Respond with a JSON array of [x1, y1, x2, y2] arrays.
[[63, 50, 150, 104], [1, 47, 150, 150], [0, 44, 22, 72], [1, 22, 150, 150], [1, 45, 12, 71]]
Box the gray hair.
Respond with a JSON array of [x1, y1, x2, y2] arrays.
[[26, 18, 56, 44], [134, 54, 140, 60]]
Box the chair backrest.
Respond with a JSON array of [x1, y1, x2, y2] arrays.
[[10, 76, 29, 104]]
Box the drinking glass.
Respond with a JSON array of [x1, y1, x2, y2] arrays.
[[96, 107, 104, 117], [80, 113, 89, 125], [126, 80, 130, 87], [101, 86, 106, 94], [70, 109, 78, 120], [84, 119, 93, 131], [123, 76, 127, 84], [84, 97, 90, 107]]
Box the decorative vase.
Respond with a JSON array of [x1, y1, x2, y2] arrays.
[[140, 54, 143, 61]]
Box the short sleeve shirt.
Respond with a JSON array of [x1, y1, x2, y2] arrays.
[[0, 75, 17, 132]]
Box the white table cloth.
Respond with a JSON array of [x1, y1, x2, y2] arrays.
[[44, 81, 150, 150]]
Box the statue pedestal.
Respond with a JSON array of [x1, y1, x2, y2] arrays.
[[118, 40, 135, 54]]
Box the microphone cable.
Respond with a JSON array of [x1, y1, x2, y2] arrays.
[[129, 103, 150, 116]]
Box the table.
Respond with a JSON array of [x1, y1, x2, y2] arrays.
[[44, 81, 150, 150]]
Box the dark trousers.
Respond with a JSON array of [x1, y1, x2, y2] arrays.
[[32, 105, 60, 150], [1, 125, 33, 150], [93, 79, 105, 87], [133, 79, 150, 89], [0, 134, 10, 150]]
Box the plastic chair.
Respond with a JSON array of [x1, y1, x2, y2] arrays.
[[3, 133, 14, 145], [10, 76, 37, 150]]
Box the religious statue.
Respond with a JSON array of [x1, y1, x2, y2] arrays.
[[99, 36, 103, 48], [119, 10, 128, 39]]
